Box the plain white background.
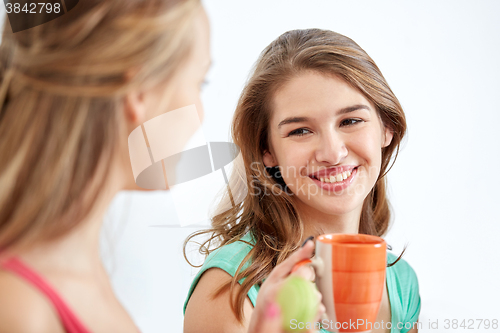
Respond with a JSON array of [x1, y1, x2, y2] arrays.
[[2, 1, 499, 332]]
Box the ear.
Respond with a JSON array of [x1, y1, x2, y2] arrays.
[[124, 90, 148, 126], [382, 126, 394, 148], [263, 150, 278, 167]]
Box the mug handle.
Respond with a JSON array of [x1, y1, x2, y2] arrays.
[[291, 257, 325, 278]]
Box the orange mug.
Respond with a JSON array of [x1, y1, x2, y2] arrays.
[[294, 234, 386, 333]]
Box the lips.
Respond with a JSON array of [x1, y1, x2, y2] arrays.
[[308, 166, 358, 191]]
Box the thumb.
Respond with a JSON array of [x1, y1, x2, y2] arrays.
[[248, 301, 283, 333]]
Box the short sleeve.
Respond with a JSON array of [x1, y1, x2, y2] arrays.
[[183, 234, 259, 314]]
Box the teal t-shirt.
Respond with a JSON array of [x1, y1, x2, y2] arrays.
[[184, 233, 421, 333]]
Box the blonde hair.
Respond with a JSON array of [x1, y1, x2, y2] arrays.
[[0, 0, 201, 251], [185, 28, 407, 322]]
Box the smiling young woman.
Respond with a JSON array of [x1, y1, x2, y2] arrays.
[[264, 72, 394, 237], [184, 29, 420, 333]]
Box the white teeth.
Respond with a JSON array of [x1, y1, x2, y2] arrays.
[[316, 169, 354, 183]]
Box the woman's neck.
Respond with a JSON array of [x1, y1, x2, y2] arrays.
[[296, 199, 362, 243]]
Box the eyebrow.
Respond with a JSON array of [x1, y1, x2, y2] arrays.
[[277, 104, 371, 128]]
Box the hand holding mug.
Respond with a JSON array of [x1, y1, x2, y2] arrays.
[[248, 240, 325, 333], [293, 234, 387, 333]]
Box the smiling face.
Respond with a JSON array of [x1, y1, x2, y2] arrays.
[[263, 71, 393, 223]]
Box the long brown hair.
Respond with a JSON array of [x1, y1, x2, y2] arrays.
[[0, 0, 201, 252], [184, 28, 407, 322]]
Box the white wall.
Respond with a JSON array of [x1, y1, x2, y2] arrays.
[[2, 0, 498, 332]]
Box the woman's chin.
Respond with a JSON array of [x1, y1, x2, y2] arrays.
[[294, 195, 361, 218]]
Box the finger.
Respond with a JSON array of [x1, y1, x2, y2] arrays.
[[319, 303, 326, 315], [290, 264, 315, 282], [266, 240, 315, 282], [315, 289, 322, 303], [313, 303, 326, 323]]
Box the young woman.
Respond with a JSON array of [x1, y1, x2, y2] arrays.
[[184, 29, 421, 333]]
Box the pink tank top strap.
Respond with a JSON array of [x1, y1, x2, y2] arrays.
[[0, 257, 91, 333]]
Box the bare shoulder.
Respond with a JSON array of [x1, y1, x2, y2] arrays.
[[0, 271, 64, 333], [184, 268, 254, 333]]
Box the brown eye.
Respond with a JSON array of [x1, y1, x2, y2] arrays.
[[288, 128, 312, 137], [340, 118, 362, 127]]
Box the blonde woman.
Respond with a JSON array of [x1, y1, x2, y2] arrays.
[[184, 29, 421, 333], [0, 0, 208, 331]]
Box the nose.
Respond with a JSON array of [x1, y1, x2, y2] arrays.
[[314, 130, 348, 165]]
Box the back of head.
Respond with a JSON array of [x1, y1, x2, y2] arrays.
[[0, 0, 201, 251]]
